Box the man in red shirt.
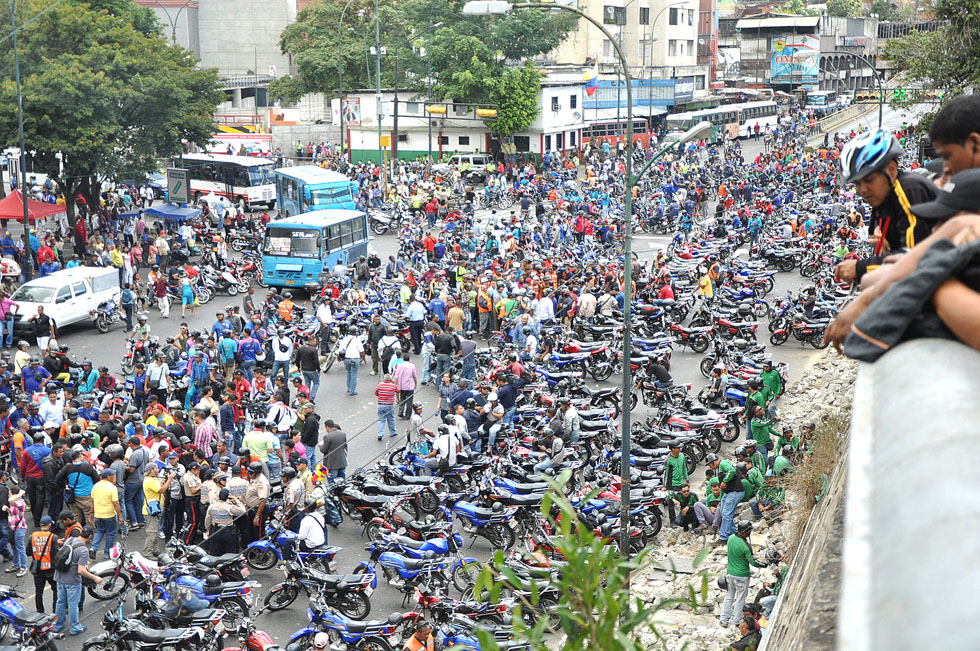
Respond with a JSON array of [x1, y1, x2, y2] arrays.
[[658, 283, 675, 301], [375, 375, 399, 440]]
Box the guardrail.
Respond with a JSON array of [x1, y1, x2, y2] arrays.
[[837, 339, 980, 650]]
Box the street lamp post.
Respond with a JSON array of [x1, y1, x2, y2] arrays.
[[337, 0, 359, 166], [375, 0, 383, 175], [9, 0, 30, 268], [150, 0, 195, 46], [463, 0, 712, 570], [825, 49, 883, 128], [425, 21, 444, 173]]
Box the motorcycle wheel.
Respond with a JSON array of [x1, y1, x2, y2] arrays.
[[334, 590, 372, 620], [629, 391, 639, 411], [418, 488, 440, 513], [226, 283, 239, 296], [769, 316, 784, 334], [800, 262, 819, 278], [484, 522, 516, 550], [721, 418, 741, 442], [120, 357, 134, 376], [646, 508, 664, 538], [704, 431, 722, 454], [778, 257, 795, 272], [690, 334, 709, 353], [88, 569, 131, 600], [370, 219, 388, 235], [321, 349, 336, 373], [215, 596, 249, 630], [197, 286, 214, 303], [535, 596, 562, 631], [232, 239, 246, 252], [451, 560, 482, 594], [256, 274, 269, 288], [444, 474, 466, 494], [386, 446, 407, 466], [245, 546, 278, 571], [82, 639, 113, 651], [353, 637, 395, 651], [699, 357, 715, 378], [591, 395, 620, 418], [769, 331, 789, 346], [365, 521, 386, 541], [764, 278, 775, 294], [810, 333, 830, 349], [590, 360, 613, 382], [0, 618, 8, 642], [96, 315, 110, 334], [682, 447, 698, 475], [237, 279, 250, 293], [264, 583, 300, 611], [628, 532, 647, 557]]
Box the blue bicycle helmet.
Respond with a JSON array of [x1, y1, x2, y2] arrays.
[[840, 129, 905, 183]]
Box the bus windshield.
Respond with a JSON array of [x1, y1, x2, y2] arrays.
[[310, 184, 354, 208], [263, 227, 321, 258], [248, 164, 276, 186]]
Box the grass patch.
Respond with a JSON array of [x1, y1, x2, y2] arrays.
[[781, 413, 849, 561]]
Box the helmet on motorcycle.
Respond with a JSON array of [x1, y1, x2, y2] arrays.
[[736, 519, 753, 536], [67, 407, 79, 419], [282, 466, 297, 480], [313, 632, 330, 650], [782, 444, 794, 456], [204, 574, 222, 589], [59, 345, 69, 353], [736, 461, 749, 474], [704, 453, 719, 466], [717, 576, 728, 590], [247, 462, 264, 475], [734, 445, 747, 458]]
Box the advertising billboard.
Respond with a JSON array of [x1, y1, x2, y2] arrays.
[[770, 34, 819, 87]]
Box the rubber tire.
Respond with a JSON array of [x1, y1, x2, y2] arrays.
[[370, 219, 387, 235], [322, 349, 336, 373], [82, 640, 112, 651], [120, 357, 135, 376], [96, 315, 110, 333], [334, 590, 372, 620], [231, 239, 246, 252], [646, 508, 663, 538], [800, 262, 819, 278], [264, 583, 300, 611], [444, 474, 466, 494], [484, 522, 516, 549], [257, 274, 269, 288], [704, 431, 722, 454], [451, 560, 482, 594], [418, 488, 439, 513], [215, 596, 249, 630], [769, 331, 789, 346], [226, 283, 239, 296], [354, 637, 394, 651], [720, 418, 741, 442], [592, 395, 620, 418], [88, 569, 131, 600], [245, 546, 278, 571], [700, 357, 715, 378], [590, 360, 613, 382], [682, 447, 698, 475], [197, 286, 214, 304], [690, 334, 709, 353], [778, 257, 795, 272], [810, 334, 830, 349]]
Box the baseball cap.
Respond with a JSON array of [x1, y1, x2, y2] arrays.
[[910, 168, 980, 219], [40, 516, 53, 526], [168, 452, 179, 459], [101, 468, 116, 478], [43, 421, 58, 429]]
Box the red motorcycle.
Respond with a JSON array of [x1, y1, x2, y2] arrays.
[[666, 323, 713, 353], [224, 607, 281, 651], [560, 340, 614, 381]]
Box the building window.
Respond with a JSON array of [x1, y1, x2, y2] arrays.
[[440, 135, 449, 145], [687, 39, 694, 54], [398, 133, 409, 142], [639, 7, 649, 24], [570, 94, 577, 109], [551, 96, 560, 112], [405, 102, 420, 114], [544, 135, 552, 151], [513, 135, 530, 152], [459, 136, 470, 145], [669, 7, 678, 25], [602, 39, 613, 59], [571, 131, 577, 146], [688, 9, 694, 25], [668, 39, 677, 56], [696, 75, 706, 90]]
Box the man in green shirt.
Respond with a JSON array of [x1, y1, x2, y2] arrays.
[[694, 482, 723, 531], [706, 453, 744, 542], [671, 484, 701, 531], [742, 378, 770, 440], [744, 440, 765, 477], [772, 444, 795, 477], [759, 360, 783, 399], [720, 520, 766, 627], [740, 459, 765, 503], [665, 441, 689, 522], [749, 404, 780, 469], [775, 425, 799, 452]]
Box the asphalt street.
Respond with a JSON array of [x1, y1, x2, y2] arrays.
[[7, 103, 922, 649]]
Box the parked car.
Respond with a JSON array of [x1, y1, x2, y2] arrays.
[[10, 267, 120, 336], [432, 153, 495, 183]]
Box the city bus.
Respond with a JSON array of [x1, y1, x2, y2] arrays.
[[805, 90, 839, 116], [261, 209, 370, 289], [664, 105, 740, 144], [730, 100, 780, 137], [175, 153, 276, 211], [274, 165, 359, 217]]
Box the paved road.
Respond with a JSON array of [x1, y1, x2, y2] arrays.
[[8, 104, 925, 647]]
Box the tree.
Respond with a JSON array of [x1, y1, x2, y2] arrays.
[[782, 0, 818, 16], [870, 0, 904, 21], [0, 0, 222, 222], [884, 0, 979, 112], [484, 62, 542, 136], [826, 0, 862, 17]]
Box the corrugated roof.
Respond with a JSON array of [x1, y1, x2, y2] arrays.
[[735, 16, 820, 29]]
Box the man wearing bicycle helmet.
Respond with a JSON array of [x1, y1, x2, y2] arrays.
[[836, 128, 938, 283]]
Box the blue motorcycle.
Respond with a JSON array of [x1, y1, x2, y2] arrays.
[[0, 584, 59, 650], [245, 517, 342, 573], [290, 595, 417, 650], [152, 573, 259, 630], [451, 497, 519, 550]]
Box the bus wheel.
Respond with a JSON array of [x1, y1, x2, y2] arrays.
[[193, 191, 202, 205], [238, 196, 249, 212]]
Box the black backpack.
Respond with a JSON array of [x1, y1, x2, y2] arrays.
[[53, 539, 76, 573]]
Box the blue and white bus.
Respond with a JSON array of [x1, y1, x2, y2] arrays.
[[274, 166, 358, 217], [261, 210, 369, 289]]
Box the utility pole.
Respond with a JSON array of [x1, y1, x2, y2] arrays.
[[374, 0, 382, 177], [10, 0, 31, 278], [393, 56, 399, 175]]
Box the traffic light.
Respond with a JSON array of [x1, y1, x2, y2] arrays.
[[425, 104, 447, 115], [475, 108, 498, 118]]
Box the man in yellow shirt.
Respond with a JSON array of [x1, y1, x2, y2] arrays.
[[110, 244, 125, 287], [142, 465, 172, 557], [145, 404, 175, 430], [91, 469, 123, 559]]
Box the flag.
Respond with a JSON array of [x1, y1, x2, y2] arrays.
[[584, 63, 599, 97]]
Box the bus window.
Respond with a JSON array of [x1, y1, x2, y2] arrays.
[[263, 227, 320, 258], [327, 224, 343, 251], [310, 185, 354, 208]]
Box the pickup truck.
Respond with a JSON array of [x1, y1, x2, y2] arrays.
[[11, 266, 120, 336]]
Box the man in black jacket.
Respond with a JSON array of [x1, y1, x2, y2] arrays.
[[42, 443, 66, 521], [295, 336, 321, 401], [367, 314, 387, 376], [299, 403, 319, 468]]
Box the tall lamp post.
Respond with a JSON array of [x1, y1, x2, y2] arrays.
[[825, 49, 883, 128], [337, 0, 360, 165], [9, 0, 30, 267], [464, 0, 711, 569], [150, 0, 195, 46], [425, 20, 444, 173]]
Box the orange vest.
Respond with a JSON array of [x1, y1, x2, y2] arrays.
[[403, 636, 435, 651], [31, 531, 56, 571], [278, 299, 294, 322]]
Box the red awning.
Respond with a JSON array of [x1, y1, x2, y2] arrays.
[[0, 190, 67, 223]]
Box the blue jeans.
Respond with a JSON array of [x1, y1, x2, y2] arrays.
[[0, 522, 12, 561], [377, 404, 396, 438], [757, 445, 770, 470], [92, 517, 118, 555], [344, 359, 359, 394], [11, 528, 26, 569], [434, 354, 453, 380], [55, 582, 82, 633], [461, 361, 476, 381], [328, 468, 346, 482], [421, 350, 433, 384], [302, 370, 320, 400], [718, 491, 744, 540], [270, 360, 289, 382], [124, 482, 145, 525], [533, 457, 553, 474], [240, 359, 256, 382], [306, 444, 317, 469], [0, 316, 12, 347]]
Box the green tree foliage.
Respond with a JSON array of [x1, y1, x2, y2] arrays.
[[275, 0, 575, 134], [782, 0, 819, 16], [0, 0, 222, 221], [826, 0, 862, 17], [870, 0, 904, 21], [471, 472, 708, 650], [484, 62, 542, 136], [884, 0, 977, 107]]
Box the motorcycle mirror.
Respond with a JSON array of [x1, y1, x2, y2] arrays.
[[397, 527, 407, 535]]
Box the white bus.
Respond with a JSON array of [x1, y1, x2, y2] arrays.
[[805, 90, 839, 116], [664, 100, 779, 143], [730, 100, 780, 137], [174, 153, 277, 211]]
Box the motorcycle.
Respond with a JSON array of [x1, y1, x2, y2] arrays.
[[368, 211, 393, 235], [80, 603, 209, 651], [121, 336, 159, 375], [263, 560, 376, 619], [91, 297, 123, 334], [244, 518, 342, 573], [223, 607, 282, 651], [290, 596, 419, 651], [0, 584, 59, 651]]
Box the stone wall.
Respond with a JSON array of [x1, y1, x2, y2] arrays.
[[631, 350, 858, 651]]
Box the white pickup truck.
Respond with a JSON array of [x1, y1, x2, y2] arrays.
[[11, 266, 120, 336]]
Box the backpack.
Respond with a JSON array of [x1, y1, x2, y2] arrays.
[[53, 539, 76, 573]]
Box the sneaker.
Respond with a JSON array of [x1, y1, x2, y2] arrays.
[[377, 436, 383, 441], [15, 569, 26, 577], [370, 371, 377, 376], [4, 566, 15, 573], [69, 626, 87, 636]]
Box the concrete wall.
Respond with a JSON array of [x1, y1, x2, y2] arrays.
[[197, 0, 296, 76]]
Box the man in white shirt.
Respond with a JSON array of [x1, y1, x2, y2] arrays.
[[295, 498, 326, 553], [267, 399, 297, 437], [339, 326, 365, 396], [534, 290, 555, 324], [424, 425, 461, 476], [37, 387, 64, 427], [315, 301, 334, 356], [270, 328, 293, 382]]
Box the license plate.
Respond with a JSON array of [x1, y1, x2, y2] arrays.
[[240, 566, 250, 577], [286, 280, 294, 285], [214, 621, 225, 635], [364, 586, 374, 597], [242, 593, 254, 607]]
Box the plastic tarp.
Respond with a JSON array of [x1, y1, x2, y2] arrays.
[[144, 203, 201, 221], [0, 190, 67, 222]]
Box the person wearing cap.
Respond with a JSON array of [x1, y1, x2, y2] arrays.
[[182, 462, 203, 544], [29, 515, 58, 613], [53, 525, 101, 636], [720, 521, 767, 628], [91, 468, 123, 559], [204, 485, 245, 555], [665, 441, 689, 523], [20, 432, 50, 528], [242, 462, 270, 545], [162, 452, 185, 540], [141, 464, 172, 557]]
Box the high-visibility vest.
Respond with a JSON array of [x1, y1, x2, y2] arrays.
[[30, 531, 56, 571]]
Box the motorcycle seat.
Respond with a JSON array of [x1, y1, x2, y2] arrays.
[[132, 625, 196, 644], [362, 482, 411, 496], [805, 320, 831, 327], [496, 492, 545, 506], [546, 371, 581, 379], [466, 505, 499, 520], [387, 534, 430, 549], [576, 408, 610, 419], [503, 481, 549, 493], [355, 494, 392, 507], [398, 556, 443, 570], [13, 610, 51, 627], [568, 342, 605, 351], [552, 353, 585, 362], [581, 419, 610, 429], [203, 580, 249, 594], [174, 608, 223, 625], [198, 553, 242, 567], [390, 473, 432, 486], [321, 573, 370, 588], [343, 618, 388, 634]]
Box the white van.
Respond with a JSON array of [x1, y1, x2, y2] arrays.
[[432, 153, 495, 182], [11, 267, 120, 336]]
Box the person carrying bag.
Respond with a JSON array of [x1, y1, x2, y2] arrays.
[[29, 516, 58, 613]]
